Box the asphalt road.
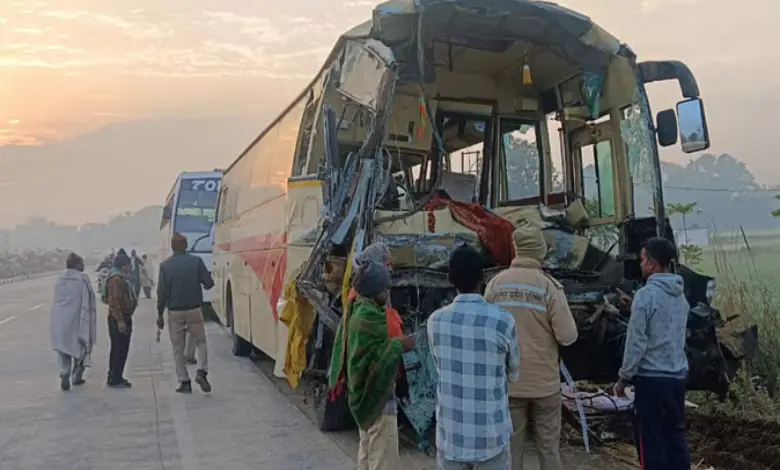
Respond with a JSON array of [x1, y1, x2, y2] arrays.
[[0, 274, 354, 470], [0, 273, 623, 470]]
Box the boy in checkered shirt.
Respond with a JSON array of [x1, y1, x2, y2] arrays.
[[427, 245, 520, 470]]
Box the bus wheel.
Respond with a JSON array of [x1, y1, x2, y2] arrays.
[[232, 330, 252, 357], [227, 291, 252, 357]]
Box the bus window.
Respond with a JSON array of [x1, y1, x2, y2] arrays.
[[161, 192, 174, 229], [216, 186, 229, 223], [497, 119, 542, 205], [174, 178, 220, 237], [580, 142, 615, 218], [292, 90, 317, 177]]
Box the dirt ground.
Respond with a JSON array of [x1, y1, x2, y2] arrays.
[[688, 412, 780, 470], [255, 353, 780, 470]]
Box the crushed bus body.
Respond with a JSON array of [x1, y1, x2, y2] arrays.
[[212, 0, 758, 444]]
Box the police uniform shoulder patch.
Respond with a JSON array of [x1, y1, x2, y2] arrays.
[[541, 271, 564, 290]]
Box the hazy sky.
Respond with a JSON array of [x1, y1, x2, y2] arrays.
[[0, 0, 776, 227]]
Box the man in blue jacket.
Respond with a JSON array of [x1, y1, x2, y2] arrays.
[[611, 236, 691, 470]]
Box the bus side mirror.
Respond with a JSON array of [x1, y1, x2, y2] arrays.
[[656, 109, 678, 147], [677, 98, 711, 153]]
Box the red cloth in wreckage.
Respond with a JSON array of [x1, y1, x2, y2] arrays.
[[424, 196, 516, 266]]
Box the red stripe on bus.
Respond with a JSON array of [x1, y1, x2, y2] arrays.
[[215, 233, 288, 321]]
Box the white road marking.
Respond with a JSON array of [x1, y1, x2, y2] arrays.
[[0, 316, 18, 325], [29, 303, 44, 311]]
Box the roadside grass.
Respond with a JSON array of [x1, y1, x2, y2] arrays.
[[688, 235, 780, 421]]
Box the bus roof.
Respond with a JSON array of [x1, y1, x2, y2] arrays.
[[224, 0, 625, 175], [178, 171, 223, 180]]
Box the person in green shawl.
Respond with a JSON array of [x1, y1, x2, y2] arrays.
[[328, 258, 414, 470]]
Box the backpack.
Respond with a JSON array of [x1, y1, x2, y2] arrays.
[[101, 275, 114, 305]]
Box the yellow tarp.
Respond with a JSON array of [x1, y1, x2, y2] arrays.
[[341, 240, 357, 313], [279, 279, 316, 389]]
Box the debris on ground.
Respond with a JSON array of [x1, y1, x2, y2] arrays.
[[688, 412, 780, 470]]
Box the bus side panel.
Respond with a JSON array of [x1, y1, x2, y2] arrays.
[[213, 156, 253, 336], [247, 97, 306, 361], [211, 238, 228, 325], [158, 180, 178, 267], [215, 96, 307, 358], [273, 179, 322, 376], [247, 197, 287, 359]]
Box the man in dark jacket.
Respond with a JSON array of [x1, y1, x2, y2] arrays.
[[157, 233, 215, 393], [104, 253, 138, 388]]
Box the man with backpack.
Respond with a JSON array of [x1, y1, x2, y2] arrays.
[[102, 253, 138, 388]]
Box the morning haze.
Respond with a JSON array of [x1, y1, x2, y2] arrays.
[[0, 0, 775, 229]]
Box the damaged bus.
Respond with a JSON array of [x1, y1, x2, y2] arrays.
[[213, 0, 757, 439]]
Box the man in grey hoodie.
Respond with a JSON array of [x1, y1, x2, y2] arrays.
[[611, 236, 690, 470]]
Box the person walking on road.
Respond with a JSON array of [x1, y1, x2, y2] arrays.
[[182, 334, 197, 365], [140, 254, 154, 299], [50, 253, 97, 391], [610, 236, 691, 470], [156, 233, 214, 394], [428, 244, 521, 470], [328, 257, 414, 470], [484, 222, 578, 470], [103, 252, 138, 389], [130, 249, 143, 298]]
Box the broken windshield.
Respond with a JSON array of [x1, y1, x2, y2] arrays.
[[620, 82, 660, 219], [500, 121, 542, 203]]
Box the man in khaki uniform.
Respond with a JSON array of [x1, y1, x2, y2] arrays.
[[485, 222, 578, 470]]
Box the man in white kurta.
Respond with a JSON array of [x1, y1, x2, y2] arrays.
[[50, 253, 97, 391]]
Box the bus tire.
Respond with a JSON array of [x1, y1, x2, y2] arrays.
[[227, 289, 252, 357], [232, 331, 252, 358]]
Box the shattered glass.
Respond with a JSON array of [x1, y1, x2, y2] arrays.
[[399, 328, 438, 453], [338, 40, 393, 110], [581, 71, 604, 119], [620, 83, 659, 219]]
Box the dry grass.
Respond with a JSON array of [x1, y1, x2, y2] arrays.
[[691, 233, 780, 419]]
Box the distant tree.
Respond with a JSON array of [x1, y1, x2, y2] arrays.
[[504, 129, 564, 199], [504, 132, 540, 200], [2, 205, 163, 254], [666, 201, 703, 266], [678, 244, 703, 267]]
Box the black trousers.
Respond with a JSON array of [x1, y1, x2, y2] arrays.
[[633, 376, 691, 470], [107, 316, 133, 385], [142, 286, 152, 299]]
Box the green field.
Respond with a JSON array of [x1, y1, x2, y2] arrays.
[[692, 230, 780, 409], [700, 244, 780, 284], [706, 228, 780, 256]]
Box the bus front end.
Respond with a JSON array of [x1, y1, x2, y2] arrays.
[[174, 173, 222, 319], [281, 0, 758, 433]]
